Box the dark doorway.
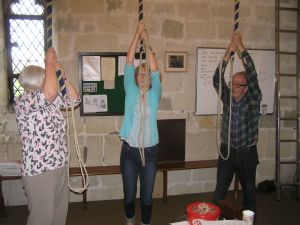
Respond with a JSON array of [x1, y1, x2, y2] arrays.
[[157, 119, 185, 163]]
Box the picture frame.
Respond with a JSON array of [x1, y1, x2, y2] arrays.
[[165, 52, 187, 72]]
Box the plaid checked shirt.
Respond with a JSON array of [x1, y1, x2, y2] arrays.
[[213, 50, 262, 148]]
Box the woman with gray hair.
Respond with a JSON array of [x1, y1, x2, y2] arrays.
[[15, 47, 80, 225]]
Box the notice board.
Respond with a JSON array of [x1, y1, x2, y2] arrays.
[[195, 48, 275, 115], [79, 52, 127, 116]]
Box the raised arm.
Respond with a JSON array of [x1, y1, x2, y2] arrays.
[[147, 47, 158, 72], [213, 41, 235, 89], [224, 39, 236, 62], [232, 32, 262, 102], [126, 21, 145, 64], [140, 29, 158, 72], [212, 40, 236, 103], [43, 47, 59, 103]]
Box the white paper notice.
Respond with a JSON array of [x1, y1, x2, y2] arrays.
[[101, 57, 116, 89], [83, 95, 108, 113], [200, 220, 248, 225], [82, 56, 101, 81], [118, 56, 126, 76], [101, 57, 115, 81], [169, 221, 189, 225]]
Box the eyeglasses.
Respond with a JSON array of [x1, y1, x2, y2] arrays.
[[228, 82, 247, 88]]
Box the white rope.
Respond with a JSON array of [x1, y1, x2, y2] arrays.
[[82, 118, 87, 164], [137, 30, 150, 167], [46, 1, 88, 193], [227, 58, 234, 158], [216, 0, 241, 161], [65, 81, 89, 193], [138, 95, 146, 167], [216, 58, 223, 158], [216, 56, 234, 161]]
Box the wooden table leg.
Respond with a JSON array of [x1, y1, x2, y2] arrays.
[[83, 191, 87, 209], [0, 176, 7, 217], [163, 170, 168, 204], [234, 173, 239, 200], [83, 175, 87, 209]]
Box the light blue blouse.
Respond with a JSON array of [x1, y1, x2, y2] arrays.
[[120, 64, 162, 147]]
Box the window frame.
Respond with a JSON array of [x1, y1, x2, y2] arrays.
[[2, 0, 47, 103]]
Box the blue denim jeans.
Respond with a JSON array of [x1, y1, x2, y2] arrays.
[[213, 143, 259, 217], [120, 141, 158, 225]]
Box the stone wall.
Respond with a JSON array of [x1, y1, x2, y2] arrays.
[[0, 0, 298, 205]]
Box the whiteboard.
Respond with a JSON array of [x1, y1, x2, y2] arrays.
[[195, 48, 275, 115]]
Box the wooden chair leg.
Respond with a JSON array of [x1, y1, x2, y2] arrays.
[[218, 173, 243, 220], [234, 173, 239, 200], [163, 171, 168, 204]]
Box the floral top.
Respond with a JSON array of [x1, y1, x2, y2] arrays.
[[15, 89, 78, 176]]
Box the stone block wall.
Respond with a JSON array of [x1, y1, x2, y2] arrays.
[[0, 0, 298, 205]]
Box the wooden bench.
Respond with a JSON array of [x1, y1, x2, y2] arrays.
[[0, 175, 21, 217], [70, 159, 218, 207], [0, 159, 218, 216]]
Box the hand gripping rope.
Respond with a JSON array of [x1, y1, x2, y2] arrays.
[[46, 0, 89, 193], [137, 0, 151, 167], [216, 0, 239, 160]]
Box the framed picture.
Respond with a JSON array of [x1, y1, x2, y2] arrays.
[[165, 52, 187, 72]]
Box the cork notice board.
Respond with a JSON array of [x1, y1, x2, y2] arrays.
[[79, 52, 127, 116]]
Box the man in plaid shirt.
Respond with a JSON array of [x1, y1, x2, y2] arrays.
[[212, 32, 262, 221]]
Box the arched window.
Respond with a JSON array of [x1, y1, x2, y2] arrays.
[[3, 0, 46, 102]]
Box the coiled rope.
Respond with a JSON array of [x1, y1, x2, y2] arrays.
[[217, 0, 239, 160], [46, 0, 89, 193], [191, 203, 215, 215]]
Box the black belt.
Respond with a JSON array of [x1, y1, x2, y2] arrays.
[[221, 143, 256, 151]]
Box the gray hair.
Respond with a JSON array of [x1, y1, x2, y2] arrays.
[[19, 65, 45, 91]]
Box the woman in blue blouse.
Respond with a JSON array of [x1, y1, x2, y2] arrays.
[[119, 21, 162, 225]]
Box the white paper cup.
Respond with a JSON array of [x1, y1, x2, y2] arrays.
[[242, 210, 255, 225]]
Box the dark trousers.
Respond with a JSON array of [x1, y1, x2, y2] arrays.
[[213, 143, 259, 215], [120, 141, 158, 225]]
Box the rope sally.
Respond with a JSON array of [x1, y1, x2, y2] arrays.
[[137, 0, 150, 167], [138, 0, 145, 59], [234, 0, 240, 34], [138, 0, 145, 167], [217, 0, 240, 160], [138, 0, 146, 60], [138, 0, 143, 21], [46, 0, 67, 98], [46, 0, 88, 193], [46, 0, 53, 49]]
